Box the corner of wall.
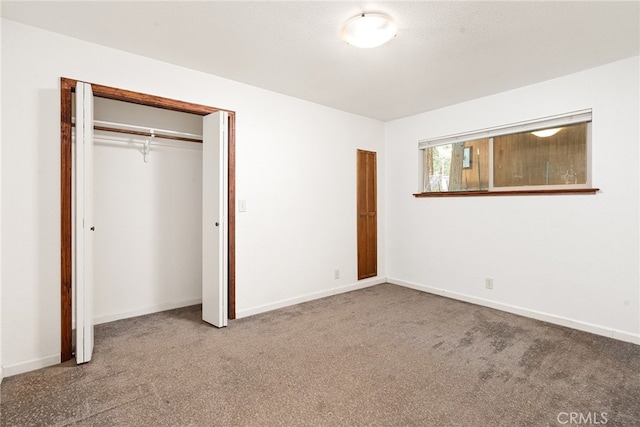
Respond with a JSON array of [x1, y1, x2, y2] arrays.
[[388, 278, 640, 346]]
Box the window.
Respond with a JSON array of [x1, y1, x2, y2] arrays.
[[418, 110, 594, 195]]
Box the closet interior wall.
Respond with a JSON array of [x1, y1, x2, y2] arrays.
[[77, 97, 205, 325]]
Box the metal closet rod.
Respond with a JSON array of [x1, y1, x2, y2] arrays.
[[72, 119, 203, 143]]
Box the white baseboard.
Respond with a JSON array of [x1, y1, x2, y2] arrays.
[[3, 353, 61, 378], [388, 278, 640, 346], [236, 276, 387, 319], [93, 298, 203, 325]]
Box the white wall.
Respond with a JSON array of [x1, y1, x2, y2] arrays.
[[1, 19, 385, 376], [93, 137, 204, 324], [92, 99, 205, 323], [385, 56, 640, 344]]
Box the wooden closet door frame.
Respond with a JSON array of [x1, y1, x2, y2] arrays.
[[60, 77, 236, 362]]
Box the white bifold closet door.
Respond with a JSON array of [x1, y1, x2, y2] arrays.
[[75, 81, 95, 364], [202, 111, 229, 328]]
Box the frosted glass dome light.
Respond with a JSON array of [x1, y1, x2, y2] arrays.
[[341, 13, 397, 48]]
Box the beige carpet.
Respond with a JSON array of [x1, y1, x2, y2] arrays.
[[2, 284, 639, 426]]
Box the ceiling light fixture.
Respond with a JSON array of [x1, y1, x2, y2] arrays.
[[531, 128, 562, 138], [341, 13, 397, 48]]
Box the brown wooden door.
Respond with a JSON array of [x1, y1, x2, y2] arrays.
[[357, 149, 377, 280]]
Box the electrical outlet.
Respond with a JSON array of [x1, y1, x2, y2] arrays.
[[334, 269, 340, 280], [485, 278, 494, 290]]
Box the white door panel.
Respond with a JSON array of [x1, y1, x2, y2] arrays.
[[75, 82, 95, 363], [202, 111, 228, 327]]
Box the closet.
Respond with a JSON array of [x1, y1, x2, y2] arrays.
[[62, 78, 235, 363], [89, 98, 204, 325]]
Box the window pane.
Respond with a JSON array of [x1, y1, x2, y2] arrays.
[[423, 138, 489, 192], [493, 122, 587, 187]]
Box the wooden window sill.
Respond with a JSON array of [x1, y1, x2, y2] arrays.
[[413, 188, 599, 198]]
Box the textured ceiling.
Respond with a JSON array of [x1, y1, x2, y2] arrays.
[[2, 1, 639, 121]]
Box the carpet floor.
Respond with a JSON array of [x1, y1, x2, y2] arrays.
[[1, 283, 639, 426]]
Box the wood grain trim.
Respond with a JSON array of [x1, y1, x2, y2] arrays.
[[60, 77, 237, 361], [227, 112, 236, 319], [60, 78, 74, 362], [60, 78, 222, 115], [413, 188, 600, 198]]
